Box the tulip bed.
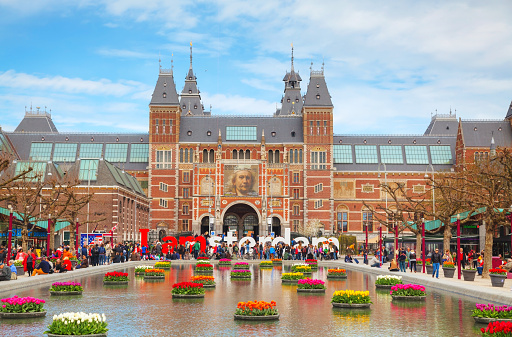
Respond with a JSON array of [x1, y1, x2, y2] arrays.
[[297, 279, 325, 290], [49, 282, 83, 292], [135, 265, 153, 273], [171, 282, 205, 295], [0, 296, 45, 313], [390, 284, 426, 297], [44, 312, 108, 335], [260, 261, 273, 267], [375, 275, 402, 286], [305, 259, 318, 267], [331, 290, 371, 304], [219, 258, 232, 265], [144, 269, 165, 277], [191, 275, 215, 286], [195, 263, 214, 271], [473, 304, 512, 319], [291, 264, 312, 273], [103, 272, 129, 282], [235, 301, 278, 316], [231, 270, 252, 278], [154, 261, 171, 269], [481, 321, 512, 336], [272, 258, 282, 263], [234, 262, 249, 269], [327, 268, 347, 277], [281, 272, 304, 280], [490, 268, 508, 276]]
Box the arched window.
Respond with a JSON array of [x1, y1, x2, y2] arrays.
[[336, 205, 349, 233], [184, 148, 189, 163], [275, 150, 280, 163], [268, 150, 273, 164], [233, 150, 238, 159], [239, 149, 244, 160], [299, 149, 303, 163], [180, 148, 184, 163], [183, 203, 189, 215], [294, 149, 299, 163], [209, 149, 214, 163], [246, 149, 250, 159], [203, 149, 208, 163], [189, 149, 194, 163], [289, 149, 294, 163]]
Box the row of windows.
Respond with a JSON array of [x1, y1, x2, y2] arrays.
[[309, 120, 328, 135], [268, 150, 279, 163], [333, 145, 452, 165], [179, 148, 194, 163], [311, 151, 327, 170], [233, 149, 251, 160], [28, 142, 149, 163], [314, 183, 323, 193], [314, 200, 323, 209], [289, 149, 303, 164], [226, 126, 257, 141], [154, 119, 174, 135], [474, 151, 489, 162], [155, 150, 172, 169], [203, 149, 215, 163]]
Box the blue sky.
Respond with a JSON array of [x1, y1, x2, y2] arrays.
[[0, 0, 511, 135]]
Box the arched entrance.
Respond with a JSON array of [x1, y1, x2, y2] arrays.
[[222, 203, 260, 238], [269, 217, 281, 237], [200, 216, 214, 235]]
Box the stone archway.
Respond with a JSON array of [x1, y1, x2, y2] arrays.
[[221, 202, 261, 238]]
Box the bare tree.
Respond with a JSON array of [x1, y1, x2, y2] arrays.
[[0, 153, 32, 202], [300, 219, 324, 238]]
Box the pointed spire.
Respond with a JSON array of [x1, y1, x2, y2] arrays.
[[189, 41, 193, 69], [158, 52, 161, 72], [171, 53, 174, 75], [491, 131, 496, 157], [218, 129, 222, 143], [291, 43, 295, 72]]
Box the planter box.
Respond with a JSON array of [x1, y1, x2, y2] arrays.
[[327, 274, 347, 279], [462, 270, 477, 281], [426, 265, 433, 274], [375, 284, 395, 289], [443, 268, 456, 278], [391, 295, 426, 301], [171, 294, 205, 299], [71, 260, 78, 268], [297, 288, 325, 293], [490, 274, 507, 287], [194, 270, 213, 273], [332, 303, 371, 309], [416, 264, 423, 273], [201, 283, 216, 288], [473, 317, 496, 324], [231, 275, 252, 279], [50, 291, 83, 296], [259, 265, 273, 269], [281, 279, 300, 284], [15, 266, 24, 276], [103, 281, 129, 285], [234, 314, 279, 321], [233, 265, 250, 270], [0, 310, 46, 319], [143, 275, 165, 280], [46, 333, 107, 337]]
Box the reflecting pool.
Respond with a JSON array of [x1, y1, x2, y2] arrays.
[[1, 264, 482, 336]]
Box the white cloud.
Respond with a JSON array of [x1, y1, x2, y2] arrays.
[[97, 48, 155, 59], [201, 92, 276, 116]]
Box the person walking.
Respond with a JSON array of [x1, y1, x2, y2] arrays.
[[398, 248, 407, 272], [409, 250, 417, 273], [431, 248, 442, 279], [24, 248, 37, 277], [99, 243, 106, 265]]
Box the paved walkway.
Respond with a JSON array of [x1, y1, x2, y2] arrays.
[[1, 257, 511, 305]]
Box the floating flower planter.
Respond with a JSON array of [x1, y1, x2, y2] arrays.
[[44, 312, 108, 337], [154, 261, 171, 269], [134, 265, 153, 275], [281, 272, 304, 283], [195, 263, 214, 273], [191, 275, 216, 288], [234, 300, 279, 321], [196, 257, 210, 263], [234, 262, 249, 270], [375, 275, 402, 289], [218, 258, 232, 266], [231, 270, 252, 279], [390, 284, 426, 300], [143, 268, 165, 280], [305, 259, 318, 268], [259, 261, 273, 268], [297, 279, 325, 293], [171, 282, 205, 298], [49, 282, 83, 296], [272, 258, 282, 265], [0, 296, 46, 319], [472, 303, 512, 324], [326, 268, 347, 279], [291, 264, 312, 274], [480, 321, 512, 336], [103, 272, 129, 285], [331, 290, 371, 309]]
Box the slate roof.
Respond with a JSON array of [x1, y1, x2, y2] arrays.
[[179, 115, 304, 143], [14, 112, 58, 133], [506, 101, 512, 120], [5, 132, 149, 171], [460, 120, 512, 148], [303, 70, 333, 107], [149, 70, 179, 106], [332, 134, 456, 172], [424, 113, 458, 136]]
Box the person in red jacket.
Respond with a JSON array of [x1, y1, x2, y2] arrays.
[[23, 248, 37, 277], [62, 257, 73, 271]]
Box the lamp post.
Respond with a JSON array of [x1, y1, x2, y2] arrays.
[[207, 175, 214, 235], [76, 219, 81, 256], [457, 213, 461, 280], [379, 226, 383, 267], [422, 217, 426, 274], [46, 214, 51, 257], [425, 164, 435, 219], [394, 213, 398, 257], [7, 205, 13, 263], [267, 174, 276, 236], [378, 162, 388, 211]]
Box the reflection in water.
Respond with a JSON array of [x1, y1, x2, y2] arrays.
[[0, 264, 482, 336]]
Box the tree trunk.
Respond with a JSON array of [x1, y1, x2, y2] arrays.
[[49, 221, 55, 253], [21, 221, 29, 252], [443, 223, 452, 254], [69, 222, 76, 254], [482, 223, 494, 279], [416, 232, 422, 257]]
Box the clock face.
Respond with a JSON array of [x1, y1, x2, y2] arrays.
[[218, 144, 221, 149]]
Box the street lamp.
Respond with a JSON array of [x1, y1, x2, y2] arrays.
[[378, 162, 388, 211], [425, 164, 435, 219], [46, 213, 51, 257], [457, 213, 461, 280], [379, 226, 383, 266], [267, 174, 276, 236], [7, 204, 13, 263], [206, 175, 215, 235], [422, 216, 426, 274]]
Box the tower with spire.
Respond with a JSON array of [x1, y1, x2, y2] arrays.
[[179, 42, 209, 116], [276, 45, 303, 116]]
